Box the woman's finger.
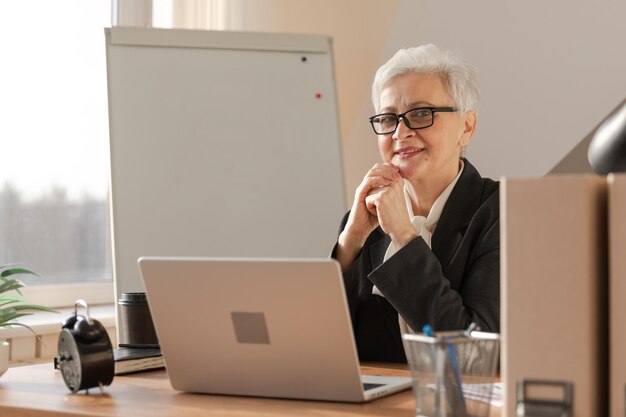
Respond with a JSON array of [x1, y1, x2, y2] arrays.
[[364, 194, 378, 216], [367, 163, 401, 181]]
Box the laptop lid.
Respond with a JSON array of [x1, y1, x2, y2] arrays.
[[138, 257, 411, 402]]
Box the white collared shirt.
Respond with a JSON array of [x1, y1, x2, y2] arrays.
[[371, 160, 465, 332]]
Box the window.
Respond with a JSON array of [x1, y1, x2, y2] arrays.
[[0, 1, 113, 307]]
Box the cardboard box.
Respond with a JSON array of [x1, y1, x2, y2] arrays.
[[501, 175, 607, 417]]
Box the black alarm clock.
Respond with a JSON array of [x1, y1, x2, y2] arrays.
[[56, 300, 114, 393]]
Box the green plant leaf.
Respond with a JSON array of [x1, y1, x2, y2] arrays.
[[0, 268, 38, 278], [0, 279, 24, 295], [0, 311, 31, 324], [0, 294, 27, 306], [11, 304, 58, 313], [0, 266, 57, 330]]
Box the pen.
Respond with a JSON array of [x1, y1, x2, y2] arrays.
[[422, 325, 442, 415], [446, 336, 467, 417], [423, 324, 466, 417]]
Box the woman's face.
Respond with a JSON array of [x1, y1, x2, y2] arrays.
[[377, 72, 476, 186]]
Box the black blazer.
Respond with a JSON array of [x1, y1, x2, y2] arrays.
[[332, 158, 499, 362]]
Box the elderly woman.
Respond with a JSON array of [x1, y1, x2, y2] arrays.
[[333, 45, 499, 362]]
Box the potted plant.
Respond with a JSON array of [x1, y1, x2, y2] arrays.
[[0, 265, 57, 376]]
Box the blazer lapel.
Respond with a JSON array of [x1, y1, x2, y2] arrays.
[[431, 159, 483, 269]]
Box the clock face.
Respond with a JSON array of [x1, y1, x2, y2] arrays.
[[58, 328, 84, 392]]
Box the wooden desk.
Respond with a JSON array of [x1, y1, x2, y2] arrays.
[[0, 362, 418, 417], [0, 363, 502, 417]]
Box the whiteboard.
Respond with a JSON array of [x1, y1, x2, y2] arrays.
[[105, 27, 345, 321]]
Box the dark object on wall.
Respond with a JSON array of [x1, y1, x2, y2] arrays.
[[55, 300, 114, 393], [588, 99, 626, 175]]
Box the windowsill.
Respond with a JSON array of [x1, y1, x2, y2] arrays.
[[19, 281, 115, 309], [0, 303, 116, 339]]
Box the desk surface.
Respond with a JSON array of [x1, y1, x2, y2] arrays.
[[0, 362, 420, 417], [0, 362, 502, 417]]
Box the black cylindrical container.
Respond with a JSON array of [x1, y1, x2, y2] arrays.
[[118, 292, 158, 347]]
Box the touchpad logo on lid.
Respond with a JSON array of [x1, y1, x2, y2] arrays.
[[231, 312, 270, 344]]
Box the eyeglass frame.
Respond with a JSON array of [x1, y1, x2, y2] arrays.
[[368, 106, 458, 135]]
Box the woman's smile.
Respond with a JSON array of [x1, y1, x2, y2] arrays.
[[393, 146, 424, 161]]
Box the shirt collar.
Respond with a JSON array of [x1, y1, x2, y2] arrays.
[[403, 159, 465, 241]]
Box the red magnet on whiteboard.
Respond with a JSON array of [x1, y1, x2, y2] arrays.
[[315, 93, 322, 99]]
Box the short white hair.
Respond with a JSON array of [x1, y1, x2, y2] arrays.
[[372, 44, 480, 114]]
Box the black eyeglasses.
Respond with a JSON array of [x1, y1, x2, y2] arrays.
[[368, 106, 458, 135]]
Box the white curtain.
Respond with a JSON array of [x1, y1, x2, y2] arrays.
[[113, 0, 243, 29]]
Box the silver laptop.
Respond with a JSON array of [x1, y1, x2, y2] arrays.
[[138, 257, 412, 402]]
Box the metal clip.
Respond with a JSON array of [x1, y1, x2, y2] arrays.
[[516, 379, 573, 417], [74, 299, 93, 325]]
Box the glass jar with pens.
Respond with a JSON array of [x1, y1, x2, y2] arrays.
[[402, 323, 500, 417]]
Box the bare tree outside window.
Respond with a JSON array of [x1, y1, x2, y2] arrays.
[[0, 183, 111, 285]]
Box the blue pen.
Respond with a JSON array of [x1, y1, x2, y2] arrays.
[[422, 325, 442, 414], [423, 324, 466, 417]]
